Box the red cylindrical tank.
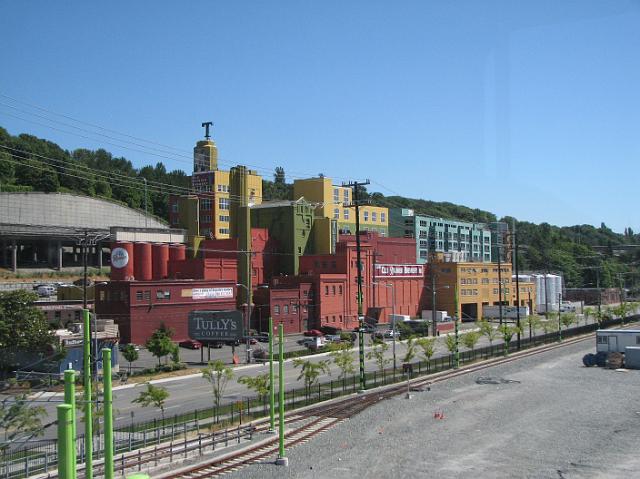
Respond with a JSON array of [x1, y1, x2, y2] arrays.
[[110, 242, 134, 280], [169, 243, 186, 262], [152, 243, 169, 280], [134, 243, 153, 281]]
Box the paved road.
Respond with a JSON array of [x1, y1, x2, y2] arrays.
[[226, 330, 640, 479], [21, 315, 606, 441]]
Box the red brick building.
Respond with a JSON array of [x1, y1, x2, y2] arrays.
[[96, 279, 237, 344]]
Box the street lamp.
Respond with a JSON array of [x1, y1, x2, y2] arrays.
[[372, 282, 397, 371]]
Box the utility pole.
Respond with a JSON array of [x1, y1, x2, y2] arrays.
[[344, 179, 370, 392], [143, 178, 148, 228], [431, 268, 437, 337], [497, 234, 504, 326], [513, 221, 521, 350]]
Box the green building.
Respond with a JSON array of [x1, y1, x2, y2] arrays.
[[251, 199, 322, 276]]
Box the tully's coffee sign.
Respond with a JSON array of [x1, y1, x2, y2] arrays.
[[188, 310, 244, 342]]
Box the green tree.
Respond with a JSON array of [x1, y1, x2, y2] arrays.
[[583, 307, 594, 326], [498, 325, 521, 356], [274, 166, 285, 184], [293, 358, 330, 399], [0, 394, 47, 453], [461, 331, 481, 358], [415, 337, 437, 369], [121, 344, 139, 375], [366, 340, 390, 376], [238, 373, 271, 405], [132, 383, 169, 422], [444, 334, 458, 355], [328, 342, 356, 381], [524, 315, 541, 340], [145, 324, 174, 367], [541, 318, 557, 335], [402, 336, 418, 364], [202, 360, 234, 422], [479, 320, 499, 347], [0, 290, 57, 373], [560, 312, 577, 331]]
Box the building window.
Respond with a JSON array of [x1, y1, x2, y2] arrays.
[[171, 203, 178, 213], [419, 240, 427, 248], [338, 285, 342, 295], [200, 199, 212, 211], [372, 212, 377, 222], [419, 250, 428, 259], [332, 285, 336, 295], [219, 198, 230, 210], [381, 212, 386, 223], [292, 304, 298, 313], [344, 209, 350, 220], [284, 305, 289, 314], [333, 188, 340, 203], [343, 190, 349, 203], [364, 211, 369, 221], [219, 215, 230, 222], [274, 305, 280, 315], [493, 288, 499, 294], [219, 228, 230, 235], [325, 286, 329, 296], [334, 208, 340, 219]]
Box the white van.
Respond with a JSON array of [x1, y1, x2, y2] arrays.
[[36, 284, 56, 297]]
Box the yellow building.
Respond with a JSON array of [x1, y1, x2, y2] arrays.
[[170, 134, 262, 240], [293, 177, 389, 236], [425, 260, 514, 321]]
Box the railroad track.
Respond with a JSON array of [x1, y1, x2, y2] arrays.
[[159, 332, 597, 478]]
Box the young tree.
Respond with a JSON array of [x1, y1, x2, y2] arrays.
[[170, 343, 181, 365], [560, 312, 577, 331], [582, 307, 594, 326], [0, 395, 47, 454], [132, 383, 169, 422], [461, 331, 481, 358], [202, 360, 234, 422], [479, 320, 499, 347], [329, 342, 356, 382], [145, 324, 174, 367], [444, 334, 457, 355], [415, 337, 437, 369], [366, 340, 390, 376], [524, 315, 541, 340], [238, 373, 271, 407], [498, 325, 521, 356], [402, 336, 418, 364], [293, 358, 330, 399], [121, 344, 139, 375]]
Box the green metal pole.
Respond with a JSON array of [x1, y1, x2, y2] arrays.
[[276, 324, 288, 466], [268, 317, 275, 433], [63, 370, 77, 479], [83, 309, 93, 479], [103, 348, 114, 479], [454, 286, 460, 369], [57, 403, 73, 479]]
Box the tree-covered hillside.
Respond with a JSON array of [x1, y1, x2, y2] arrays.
[[0, 127, 189, 220], [1, 126, 637, 290]]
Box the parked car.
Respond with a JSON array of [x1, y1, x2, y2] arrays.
[[382, 330, 401, 339], [251, 333, 269, 343], [303, 329, 324, 337], [179, 339, 202, 349], [210, 341, 224, 349], [35, 284, 56, 297], [324, 334, 342, 344]]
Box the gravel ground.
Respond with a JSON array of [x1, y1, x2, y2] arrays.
[[223, 338, 640, 479]]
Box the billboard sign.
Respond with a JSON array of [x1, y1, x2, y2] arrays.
[[191, 287, 234, 300], [188, 310, 244, 342], [375, 264, 424, 278]]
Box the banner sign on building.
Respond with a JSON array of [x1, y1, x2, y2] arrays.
[[191, 287, 234, 300], [188, 310, 244, 341], [375, 264, 424, 278]]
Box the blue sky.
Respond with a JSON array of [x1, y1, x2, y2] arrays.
[[1, 1, 638, 232]]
